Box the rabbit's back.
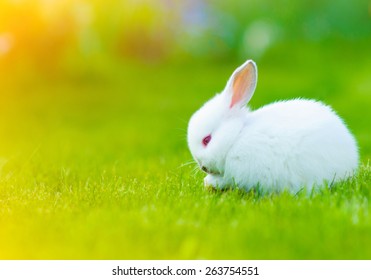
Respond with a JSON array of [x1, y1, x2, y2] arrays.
[[225, 99, 358, 191]]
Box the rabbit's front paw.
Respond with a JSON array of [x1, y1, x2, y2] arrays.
[[204, 174, 224, 189]]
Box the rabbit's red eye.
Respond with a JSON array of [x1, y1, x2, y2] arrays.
[[202, 135, 212, 147]]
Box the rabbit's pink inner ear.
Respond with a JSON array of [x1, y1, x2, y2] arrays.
[[230, 63, 255, 108]]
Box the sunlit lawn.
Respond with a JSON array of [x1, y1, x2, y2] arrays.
[[0, 42, 370, 259]]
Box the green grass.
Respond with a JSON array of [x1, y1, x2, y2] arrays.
[[0, 43, 371, 259]]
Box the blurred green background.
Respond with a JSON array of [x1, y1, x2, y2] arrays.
[[1, 0, 371, 68], [0, 0, 371, 259]]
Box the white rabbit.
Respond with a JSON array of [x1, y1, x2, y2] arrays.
[[187, 59, 359, 192]]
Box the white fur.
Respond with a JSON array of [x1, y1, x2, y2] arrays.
[[187, 60, 359, 192]]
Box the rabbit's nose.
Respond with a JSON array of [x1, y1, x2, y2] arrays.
[[201, 166, 208, 173]]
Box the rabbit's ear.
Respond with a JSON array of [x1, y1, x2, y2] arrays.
[[225, 60, 257, 108]]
